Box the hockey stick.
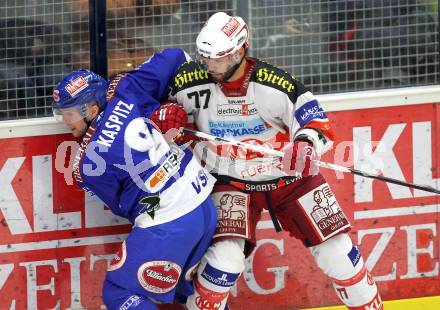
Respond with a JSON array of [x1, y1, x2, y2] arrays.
[[181, 127, 440, 195], [182, 127, 284, 157]]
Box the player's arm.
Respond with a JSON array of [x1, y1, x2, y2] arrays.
[[283, 81, 334, 156], [108, 48, 191, 118], [280, 80, 335, 177], [151, 61, 208, 140]]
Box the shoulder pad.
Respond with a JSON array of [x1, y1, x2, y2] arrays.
[[171, 61, 212, 95], [251, 59, 304, 102]]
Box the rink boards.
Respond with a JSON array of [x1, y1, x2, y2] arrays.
[[0, 86, 439, 309]]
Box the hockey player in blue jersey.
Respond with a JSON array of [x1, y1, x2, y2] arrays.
[[52, 48, 218, 309]]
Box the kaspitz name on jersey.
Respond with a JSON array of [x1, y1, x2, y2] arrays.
[[97, 100, 134, 148]]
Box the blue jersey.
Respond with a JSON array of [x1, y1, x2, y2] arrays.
[[72, 48, 216, 225]]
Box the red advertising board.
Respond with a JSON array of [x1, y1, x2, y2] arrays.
[[0, 102, 438, 309], [0, 134, 131, 309]]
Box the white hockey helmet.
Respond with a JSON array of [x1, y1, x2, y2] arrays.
[[196, 12, 249, 59]]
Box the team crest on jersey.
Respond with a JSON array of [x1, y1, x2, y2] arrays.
[[137, 260, 181, 293], [298, 183, 350, 241], [139, 195, 160, 219], [108, 241, 127, 271]]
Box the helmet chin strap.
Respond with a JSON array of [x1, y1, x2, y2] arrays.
[[75, 117, 92, 137], [84, 117, 92, 128], [81, 112, 98, 136], [81, 104, 101, 135]]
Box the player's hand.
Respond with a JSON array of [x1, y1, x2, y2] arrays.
[[151, 102, 188, 132], [151, 102, 188, 142], [282, 140, 318, 178]]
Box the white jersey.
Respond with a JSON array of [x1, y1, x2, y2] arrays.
[[170, 58, 334, 182]]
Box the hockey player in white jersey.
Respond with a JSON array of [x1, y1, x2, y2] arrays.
[[152, 12, 384, 310]]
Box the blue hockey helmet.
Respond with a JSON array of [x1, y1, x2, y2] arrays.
[[52, 69, 107, 120]]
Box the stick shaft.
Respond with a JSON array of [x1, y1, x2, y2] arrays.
[[182, 127, 440, 195], [348, 168, 440, 194], [182, 127, 284, 156]]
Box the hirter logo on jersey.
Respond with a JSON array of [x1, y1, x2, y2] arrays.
[[221, 17, 240, 37], [65, 76, 88, 97], [137, 260, 181, 293]]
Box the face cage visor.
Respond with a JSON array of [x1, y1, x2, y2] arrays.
[[196, 51, 242, 81], [52, 90, 100, 123], [53, 103, 92, 124], [196, 53, 234, 69]]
